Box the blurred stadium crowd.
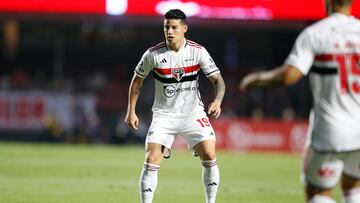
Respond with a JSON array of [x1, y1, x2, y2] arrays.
[[0, 18, 312, 144]]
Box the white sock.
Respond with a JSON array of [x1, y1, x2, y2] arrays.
[[139, 162, 160, 203], [308, 195, 337, 203], [343, 188, 360, 203], [202, 159, 220, 203]]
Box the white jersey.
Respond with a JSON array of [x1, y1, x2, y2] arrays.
[[134, 39, 220, 118], [285, 13, 360, 152]]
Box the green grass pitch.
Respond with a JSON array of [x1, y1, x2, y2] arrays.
[[0, 142, 342, 203]]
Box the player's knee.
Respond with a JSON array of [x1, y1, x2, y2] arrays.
[[146, 151, 163, 164], [201, 151, 216, 161]]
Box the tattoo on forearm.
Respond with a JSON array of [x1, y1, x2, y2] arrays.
[[134, 83, 142, 95], [131, 78, 143, 96], [212, 75, 225, 103]]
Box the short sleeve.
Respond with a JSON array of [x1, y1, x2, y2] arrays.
[[200, 47, 220, 77], [134, 50, 154, 78], [285, 28, 316, 75]]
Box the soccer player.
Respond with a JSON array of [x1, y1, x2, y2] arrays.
[[124, 9, 225, 203], [240, 0, 360, 203]]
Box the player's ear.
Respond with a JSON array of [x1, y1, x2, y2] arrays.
[[183, 24, 188, 33]]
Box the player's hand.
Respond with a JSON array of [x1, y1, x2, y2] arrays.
[[124, 111, 139, 130], [239, 73, 259, 92], [208, 100, 221, 119]]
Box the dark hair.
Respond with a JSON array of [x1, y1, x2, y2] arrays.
[[164, 9, 187, 24], [332, 0, 352, 6]]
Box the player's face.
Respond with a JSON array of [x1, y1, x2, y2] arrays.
[[164, 19, 187, 45]]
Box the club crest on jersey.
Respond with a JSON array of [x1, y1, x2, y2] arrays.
[[171, 67, 185, 81]]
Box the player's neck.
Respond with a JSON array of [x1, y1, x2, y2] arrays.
[[167, 38, 185, 52], [332, 6, 351, 16]]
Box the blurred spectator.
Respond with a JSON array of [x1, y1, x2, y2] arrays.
[[41, 113, 63, 142], [71, 103, 88, 143], [115, 113, 147, 144], [3, 20, 19, 59], [86, 111, 101, 143], [251, 107, 264, 122], [282, 107, 296, 122], [87, 70, 108, 92], [10, 68, 30, 89], [0, 75, 10, 89]]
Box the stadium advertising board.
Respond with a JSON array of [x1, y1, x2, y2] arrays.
[[173, 119, 309, 153], [126, 0, 326, 20], [0, 0, 359, 20], [0, 91, 96, 131]]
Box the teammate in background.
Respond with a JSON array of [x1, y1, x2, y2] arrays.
[[124, 9, 225, 203], [240, 0, 360, 202]]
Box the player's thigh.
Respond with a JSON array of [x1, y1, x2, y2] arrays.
[[342, 150, 360, 190], [181, 114, 216, 150], [303, 148, 344, 189], [146, 116, 177, 150]]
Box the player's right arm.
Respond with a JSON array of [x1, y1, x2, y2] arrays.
[[239, 64, 304, 91], [240, 27, 315, 91], [124, 74, 145, 130], [124, 49, 153, 130]]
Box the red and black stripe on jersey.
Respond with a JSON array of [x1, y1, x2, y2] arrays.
[[149, 42, 166, 53], [153, 72, 199, 83], [311, 54, 338, 75], [186, 40, 202, 49], [149, 40, 202, 53], [153, 64, 200, 84]]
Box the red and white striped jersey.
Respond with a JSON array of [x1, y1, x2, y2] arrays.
[[134, 39, 220, 118], [285, 13, 360, 152]]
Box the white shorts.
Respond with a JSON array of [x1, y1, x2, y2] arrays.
[[145, 113, 216, 150], [302, 148, 360, 189]]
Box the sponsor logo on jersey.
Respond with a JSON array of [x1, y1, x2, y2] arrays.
[[164, 85, 176, 98], [171, 66, 185, 81], [164, 85, 197, 98], [160, 58, 167, 63]]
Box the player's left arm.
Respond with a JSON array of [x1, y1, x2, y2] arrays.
[[208, 73, 226, 119]]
